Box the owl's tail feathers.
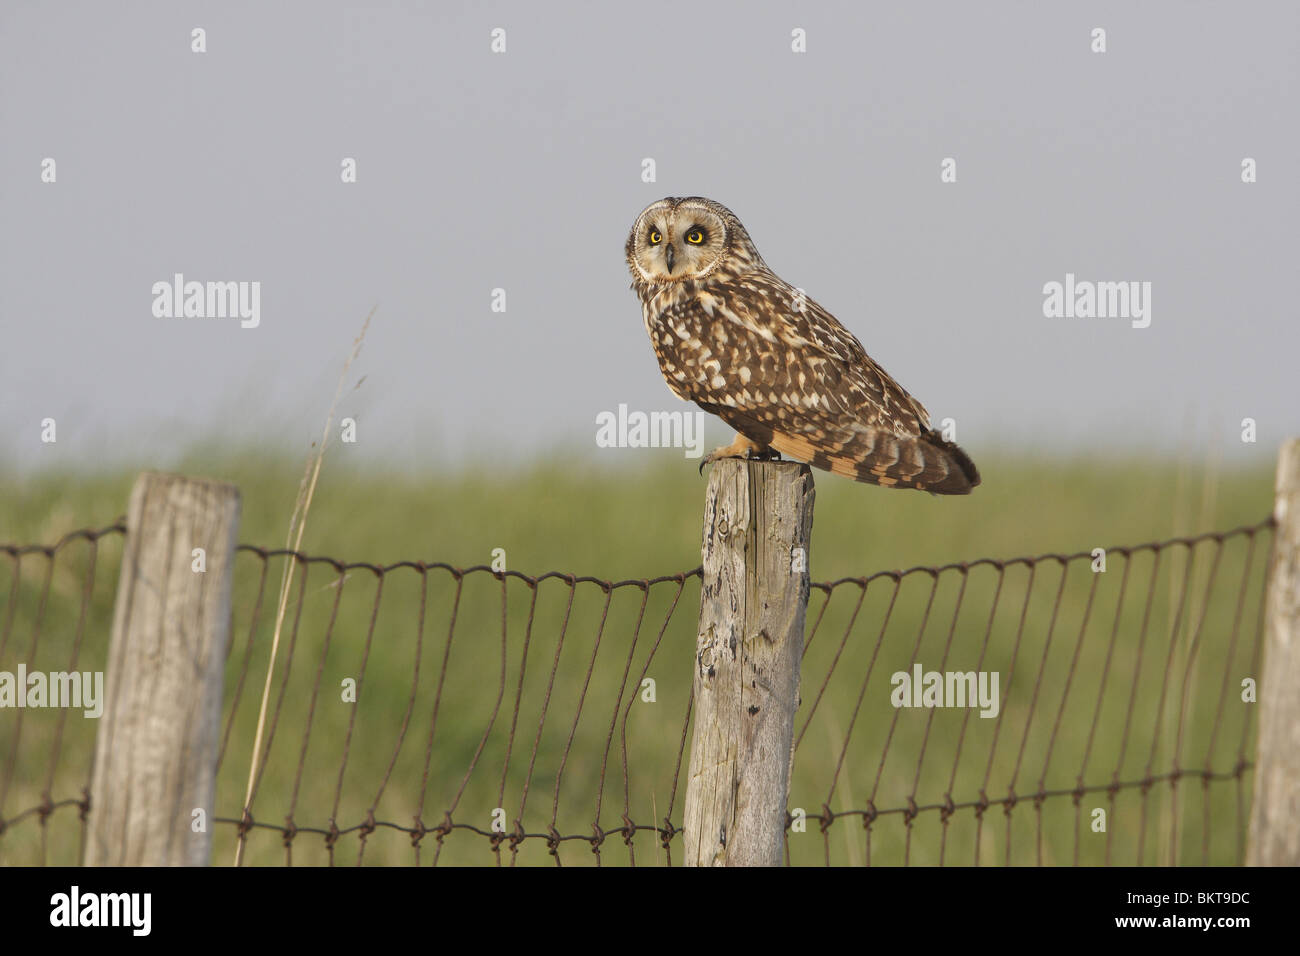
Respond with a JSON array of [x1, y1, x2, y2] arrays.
[[919, 430, 981, 495], [770, 427, 981, 495]]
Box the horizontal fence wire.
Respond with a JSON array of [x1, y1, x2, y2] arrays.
[[0, 514, 1277, 866]]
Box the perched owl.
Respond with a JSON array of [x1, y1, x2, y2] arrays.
[[625, 197, 980, 494]]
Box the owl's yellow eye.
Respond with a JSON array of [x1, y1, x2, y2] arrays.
[[686, 228, 706, 244], [648, 230, 662, 244]]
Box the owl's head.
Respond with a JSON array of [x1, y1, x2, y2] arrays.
[[626, 197, 765, 288]]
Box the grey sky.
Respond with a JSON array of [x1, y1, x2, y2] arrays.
[[2, 1, 1295, 474]]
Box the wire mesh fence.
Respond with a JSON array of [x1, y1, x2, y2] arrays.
[[0, 513, 1275, 865]]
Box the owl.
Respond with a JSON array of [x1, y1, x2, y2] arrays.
[[626, 197, 980, 494]]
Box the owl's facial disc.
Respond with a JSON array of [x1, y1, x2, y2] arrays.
[[629, 199, 729, 283]]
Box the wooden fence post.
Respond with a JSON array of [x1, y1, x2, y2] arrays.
[[85, 472, 240, 866], [1248, 439, 1300, 865], [684, 458, 814, 866]]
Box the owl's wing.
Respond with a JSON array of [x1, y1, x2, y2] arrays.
[[695, 270, 979, 494]]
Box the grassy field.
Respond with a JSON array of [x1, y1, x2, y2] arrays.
[[0, 449, 1278, 865]]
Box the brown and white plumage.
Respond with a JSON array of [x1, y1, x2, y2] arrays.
[[626, 196, 979, 494]]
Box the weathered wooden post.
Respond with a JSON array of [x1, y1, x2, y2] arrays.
[[85, 472, 240, 866], [1248, 439, 1300, 865], [684, 458, 814, 866]]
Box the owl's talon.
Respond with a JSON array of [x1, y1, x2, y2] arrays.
[[699, 433, 772, 475], [698, 449, 728, 476]]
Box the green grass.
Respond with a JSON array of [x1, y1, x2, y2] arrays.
[[0, 449, 1277, 865]]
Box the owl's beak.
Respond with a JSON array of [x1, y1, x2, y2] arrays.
[[665, 245, 675, 273]]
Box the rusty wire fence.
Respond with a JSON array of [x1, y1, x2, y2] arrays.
[[0, 514, 1275, 866]]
